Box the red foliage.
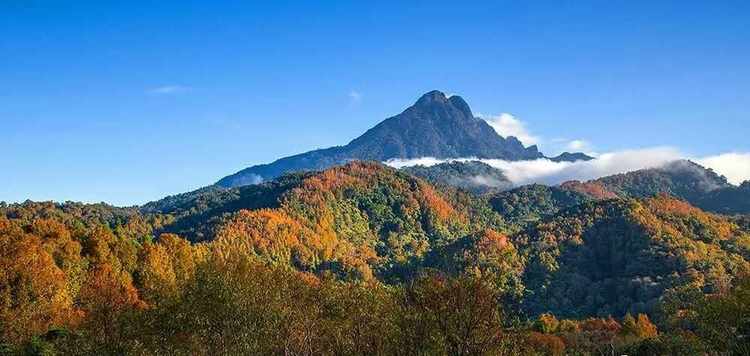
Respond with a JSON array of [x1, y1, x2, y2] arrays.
[[561, 180, 619, 200], [526, 332, 566, 355]]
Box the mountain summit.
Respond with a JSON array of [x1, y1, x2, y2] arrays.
[[217, 91, 576, 187], [343, 90, 543, 161]]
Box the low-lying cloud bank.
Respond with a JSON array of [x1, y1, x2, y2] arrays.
[[385, 147, 750, 187], [696, 153, 750, 186]]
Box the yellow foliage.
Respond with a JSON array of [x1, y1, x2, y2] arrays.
[[214, 209, 316, 268], [0, 220, 78, 343]]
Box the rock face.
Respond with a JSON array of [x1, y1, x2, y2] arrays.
[[217, 90, 546, 187], [344, 91, 542, 161]]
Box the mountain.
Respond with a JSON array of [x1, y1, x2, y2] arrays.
[[343, 91, 541, 160], [217, 90, 579, 188], [401, 160, 513, 194]]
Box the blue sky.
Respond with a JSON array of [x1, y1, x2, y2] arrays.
[[2, 1, 749, 205]]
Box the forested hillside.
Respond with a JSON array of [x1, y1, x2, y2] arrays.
[[2, 162, 749, 355], [564, 160, 750, 215], [516, 196, 750, 319]]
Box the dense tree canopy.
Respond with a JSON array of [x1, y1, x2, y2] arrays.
[[1, 161, 749, 355]]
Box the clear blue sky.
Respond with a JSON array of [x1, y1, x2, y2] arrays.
[[2, 1, 749, 206]]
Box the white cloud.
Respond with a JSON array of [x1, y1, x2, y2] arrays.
[[480, 113, 540, 146], [385, 147, 684, 186], [564, 139, 598, 156], [385, 148, 750, 188], [483, 147, 685, 185], [566, 139, 588, 151], [696, 152, 750, 185], [147, 85, 191, 95], [348, 90, 362, 105]]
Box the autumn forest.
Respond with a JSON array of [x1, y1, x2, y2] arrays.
[[2, 161, 749, 355]]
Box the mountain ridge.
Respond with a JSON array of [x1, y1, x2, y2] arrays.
[[217, 91, 588, 188], [556, 159, 750, 214]]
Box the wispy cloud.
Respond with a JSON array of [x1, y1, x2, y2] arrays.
[[147, 85, 191, 95], [566, 139, 588, 151], [348, 90, 362, 105]]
